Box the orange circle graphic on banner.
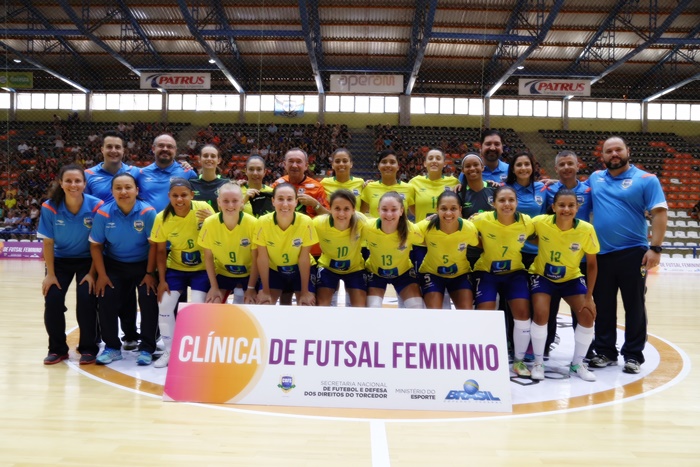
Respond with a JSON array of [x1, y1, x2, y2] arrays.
[[163, 304, 266, 404]]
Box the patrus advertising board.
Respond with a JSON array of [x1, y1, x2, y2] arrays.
[[330, 74, 403, 94], [141, 73, 211, 90], [519, 78, 591, 96]]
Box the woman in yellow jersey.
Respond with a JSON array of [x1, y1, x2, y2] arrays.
[[363, 192, 424, 309], [241, 155, 274, 217], [150, 178, 214, 367], [198, 183, 259, 305], [255, 183, 318, 306], [471, 185, 535, 377], [313, 189, 368, 307], [528, 189, 599, 382], [416, 191, 480, 309], [360, 150, 415, 218], [409, 148, 460, 221], [320, 148, 364, 210]]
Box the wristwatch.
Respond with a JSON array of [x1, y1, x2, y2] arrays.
[[649, 245, 663, 253]]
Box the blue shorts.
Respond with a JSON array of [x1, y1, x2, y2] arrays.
[[412, 245, 427, 273], [269, 265, 316, 294], [166, 269, 210, 293], [473, 270, 530, 305], [216, 274, 250, 291], [421, 272, 473, 295], [316, 268, 367, 291], [367, 268, 418, 295], [530, 274, 588, 297]]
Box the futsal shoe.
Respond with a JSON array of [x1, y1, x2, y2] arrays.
[[512, 360, 531, 377], [154, 351, 170, 368], [588, 355, 618, 368], [531, 363, 545, 380], [44, 353, 69, 365], [623, 359, 641, 374], [96, 347, 123, 365], [570, 362, 596, 382]]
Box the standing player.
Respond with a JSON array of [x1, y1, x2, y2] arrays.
[[137, 134, 197, 212], [38, 164, 102, 365], [190, 144, 230, 212], [528, 189, 599, 381], [409, 148, 460, 221], [89, 173, 159, 366], [241, 155, 274, 217], [254, 183, 318, 306], [363, 192, 424, 309], [320, 148, 364, 210], [85, 131, 140, 348], [85, 131, 139, 202], [471, 186, 535, 377], [150, 178, 214, 368], [587, 136, 667, 374], [361, 150, 415, 218], [543, 150, 593, 355], [416, 191, 479, 309], [458, 129, 510, 185], [313, 189, 368, 307], [198, 183, 259, 305]]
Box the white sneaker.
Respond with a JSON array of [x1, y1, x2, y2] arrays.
[[531, 362, 545, 380], [570, 362, 596, 382], [154, 351, 170, 368]]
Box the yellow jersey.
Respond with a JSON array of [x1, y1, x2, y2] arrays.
[[362, 219, 423, 278], [471, 211, 534, 274], [529, 214, 600, 282], [253, 212, 318, 271], [198, 212, 258, 278], [313, 213, 367, 274], [360, 181, 415, 217], [416, 218, 480, 277], [408, 175, 460, 221], [150, 200, 213, 272], [320, 176, 365, 210]]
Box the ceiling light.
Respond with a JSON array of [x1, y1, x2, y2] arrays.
[[516, 65, 524, 70], [208, 59, 216, 64], [13, 59, 21, 63]]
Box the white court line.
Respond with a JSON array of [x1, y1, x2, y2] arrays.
[[370, 420, 391, 467]]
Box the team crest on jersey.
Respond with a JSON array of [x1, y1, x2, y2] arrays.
[[292, 238, 303, 247], [83, 217, 93, 228], [397, 244, 407, 251], [133, 220, 144, 232], [488, 196, 494, 205], [535, 195, 543, 205], [399, 193, 406, 200], [352, 189, 360, 195], [569, 242, 581, 252], [297, 187, 305, 194], [577, 195, 585, 204], [517, 234, 526, 243], [240, 238, 250, 247], [458, 243, 467, 252], [622, 179, 633, 189]]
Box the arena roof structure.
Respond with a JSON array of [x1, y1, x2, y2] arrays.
[[1, 0, 699, 101]]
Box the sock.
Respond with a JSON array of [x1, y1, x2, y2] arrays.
[[232, 287, 245, 304], [367, 295, 383, 308], [403, 297, 425, 309], [158, 290, 181, 353], [513, 319, 531, 361], [530, 322, 548, 364], [573, 325, 595, 365], [442, 293, 452, 309]]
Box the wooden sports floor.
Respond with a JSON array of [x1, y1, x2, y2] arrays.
[[1, 259, 698, 466]]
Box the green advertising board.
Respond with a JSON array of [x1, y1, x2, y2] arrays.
[[0, 72, 33, 89]]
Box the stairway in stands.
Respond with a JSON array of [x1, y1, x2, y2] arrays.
[[346, 127, 376, 179]]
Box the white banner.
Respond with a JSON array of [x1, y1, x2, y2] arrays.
[[519, 78, 591, 96], [140, 72, 211, 90], [163, 304, 512, 413], [657, 257, 700, 273], [330, 74, 404, 93]]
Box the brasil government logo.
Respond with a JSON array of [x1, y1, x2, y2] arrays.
[[445, 379, 501, 401]]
